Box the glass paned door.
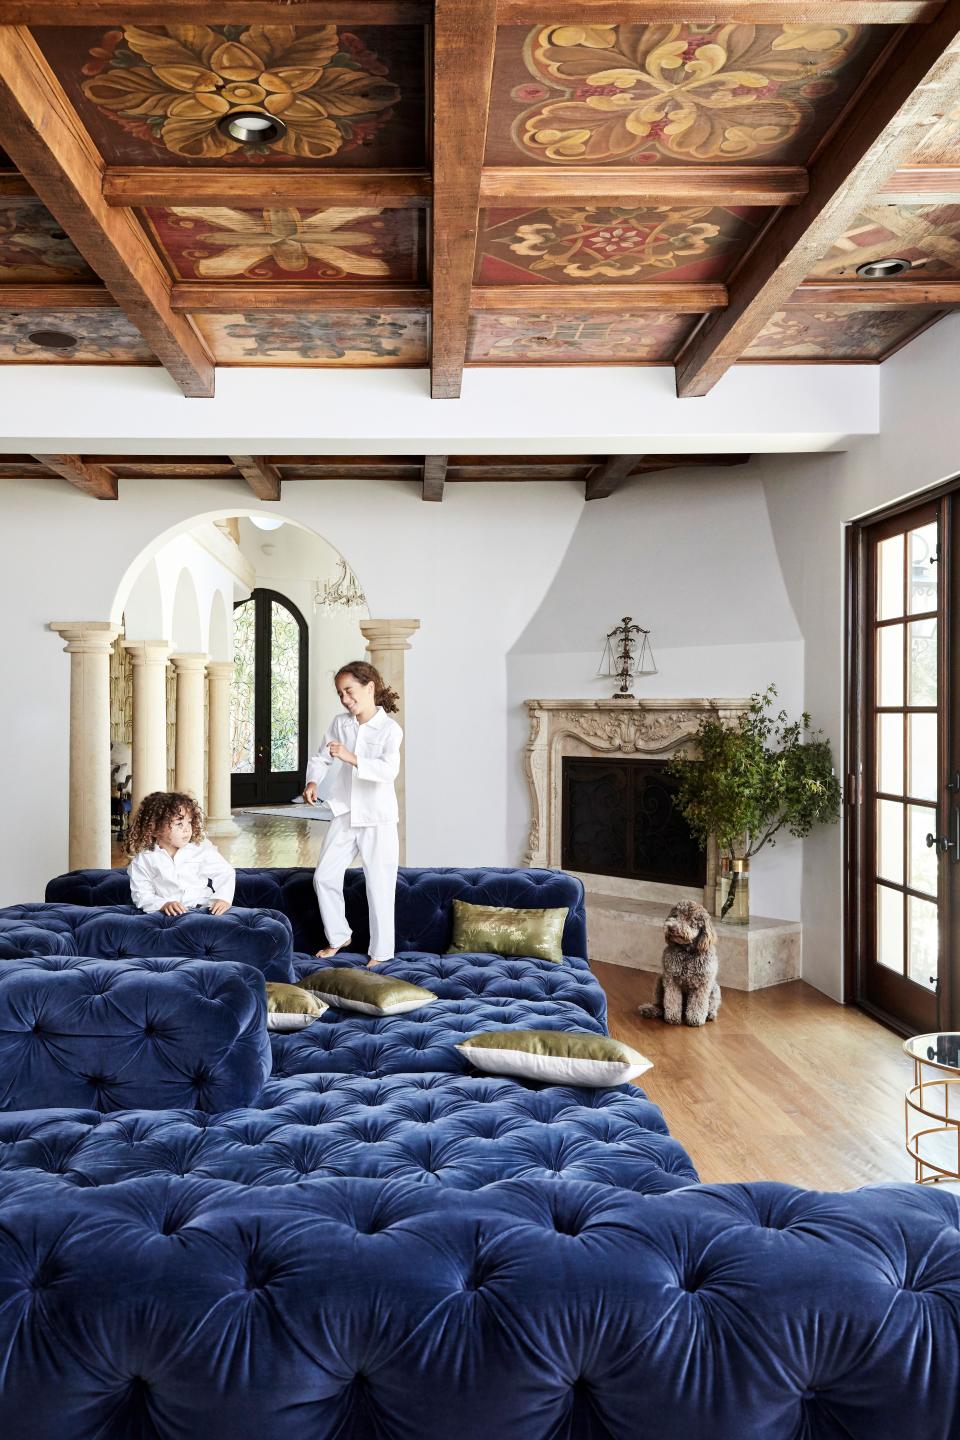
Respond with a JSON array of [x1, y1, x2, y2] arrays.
[[230, 589, 308, 806], [861, 501, 944, 1032]]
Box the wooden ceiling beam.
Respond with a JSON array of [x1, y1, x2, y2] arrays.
[[33, 454, 118, 500], [675, 1, 960, 398], [0, 28, 214, 397], [172, 285, 430, 314], [431, 0, 498, 400], [792, 280, 960, 306], [0, 2, 427, 20], [231, 456, 281, 502], [585, 455, 645, 502], [471, 284, 726, 313], [422, 456, 448, 502], [876, 165, 960, 202], [479, 166, 808, 208], [103, 169, 432, 210], [0, 284, 113, 308], [496, 0, 939, 19]]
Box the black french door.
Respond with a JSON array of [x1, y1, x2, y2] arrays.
[[230, 588, 308, 806], [849, 492, 955, 1033]]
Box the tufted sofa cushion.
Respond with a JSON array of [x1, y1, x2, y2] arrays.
[[0, 921, 76, 960], [0, 1173, 955, 1438], [269, 999, 606, 1080], [46, 866, 590, 960], [0, 1073, 695, 1194], [290, 950, 607, 1026], [0, 902, 295, 982], [0, 957, 271, 1114]]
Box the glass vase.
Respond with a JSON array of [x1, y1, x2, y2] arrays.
[[716, 858, 750, 925]]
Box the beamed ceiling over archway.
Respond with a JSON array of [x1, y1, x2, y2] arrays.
[[0, 1, 959, 399]]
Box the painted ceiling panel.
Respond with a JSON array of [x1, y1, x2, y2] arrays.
[[193, 308, 428, 363], [484, 23, 889, 168], [476, 204, 763, 284], [744, 305, 938, 360], [32, 24, 426, 168], [812, 205, 960, 280], [0, 308, 156, 363], [0, 199, 97, 282], [466, 309, 695, 362]]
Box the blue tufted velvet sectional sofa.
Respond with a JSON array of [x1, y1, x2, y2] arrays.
[[0, 866, 956, 1438]]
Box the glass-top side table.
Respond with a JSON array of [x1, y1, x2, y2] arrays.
[[904, 1033, 960, 1184]]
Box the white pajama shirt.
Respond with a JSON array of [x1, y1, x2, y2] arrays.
[[306, 707, 402, 960], [128, 840, 236, 913]]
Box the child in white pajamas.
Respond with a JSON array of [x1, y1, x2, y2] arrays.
[[127, 791, 235, 916], [303, 661, 402, 966]]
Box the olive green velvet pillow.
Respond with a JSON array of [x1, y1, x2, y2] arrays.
[[266, 983, 329, 1032], [302, 968, 437, 1016], [446, 898, 569, 964], [457, 1030, 652, 1088]]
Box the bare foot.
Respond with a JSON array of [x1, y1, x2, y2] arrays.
[[366, 957, 390, 968], [315, 938, 351, 960]]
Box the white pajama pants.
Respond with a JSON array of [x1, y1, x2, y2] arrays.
[[313, 813, 399, 960]]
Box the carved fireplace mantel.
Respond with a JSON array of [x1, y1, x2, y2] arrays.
[[524, 697, 750, 908]]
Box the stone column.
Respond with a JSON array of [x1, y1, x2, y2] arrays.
[[170, 653, 208, 807], [123, 640, 170, 810], [206, 660, 239, 837], [48, 621, 121, 870], [359, 619, 420, 864]]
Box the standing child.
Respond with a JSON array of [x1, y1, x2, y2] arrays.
[[127, 791, 235, 916], [303, 661, 402, 966]]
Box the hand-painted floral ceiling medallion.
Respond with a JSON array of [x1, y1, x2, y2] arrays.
[[35, 25, 423, 167], [144, 205, 422, 281], [488, 23, 882, 166], [477, 204, 759, 283], [194, 309, 428, 363]]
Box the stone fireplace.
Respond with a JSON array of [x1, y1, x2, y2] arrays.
[[523, 698, 802, 990]]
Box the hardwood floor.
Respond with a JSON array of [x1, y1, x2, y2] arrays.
[[113, 813, 916, 1192], [599, 962, 914, 1192]]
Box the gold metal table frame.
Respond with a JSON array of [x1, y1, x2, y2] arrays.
[[905, 1033, 960, 1184]]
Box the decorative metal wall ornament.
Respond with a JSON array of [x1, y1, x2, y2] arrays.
[[598, 617, 657, 698], [314, 558, 366, 616]]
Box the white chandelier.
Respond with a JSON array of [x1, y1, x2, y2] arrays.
[[314, 558, 366, 615]]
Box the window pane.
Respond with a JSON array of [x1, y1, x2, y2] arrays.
[[908, 895, 938, 991], [907, 805, 938, 897], [877, 534, 904, 620], [878, 713, 903, 795], [908, 521, 937, 615], [877, 624, 904, 708], [878, 886, 903, 974], [908, 714, 937, 800], [270, 601, 300, 773], [231, 600, 255, 774], [908, 618, 937, 705], [877, 799, 903, 884]]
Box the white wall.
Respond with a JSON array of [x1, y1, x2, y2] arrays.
[[3, 477, 583, 903], [508, 469, 806, 921], [760, 312, 960, 998]]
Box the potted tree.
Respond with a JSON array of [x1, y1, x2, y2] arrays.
[[667, 686, 841, 923]]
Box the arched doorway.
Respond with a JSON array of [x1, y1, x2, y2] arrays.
[[231, 588, 309, 806]]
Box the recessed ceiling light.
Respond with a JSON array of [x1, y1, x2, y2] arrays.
[[249, 516, 284, 532], [855, 257, 912, 279], [27, 330, 77, 349], [217, 111, 287, 146]]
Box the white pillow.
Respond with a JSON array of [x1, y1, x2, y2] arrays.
[[457, 1029, 652, 1087]]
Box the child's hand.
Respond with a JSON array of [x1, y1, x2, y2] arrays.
[[328, 741, 357, 765], [303, 782, 318, 804], [160, 901, 186, 916], [210, 900, 231, 916]]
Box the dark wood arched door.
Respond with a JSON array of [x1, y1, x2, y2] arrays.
[[231, 588, 308, 806]]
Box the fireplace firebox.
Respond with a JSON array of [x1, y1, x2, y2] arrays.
[[561, 757, 706, 888]]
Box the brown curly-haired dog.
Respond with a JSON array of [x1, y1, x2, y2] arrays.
[[638, 900, 721, 1027]]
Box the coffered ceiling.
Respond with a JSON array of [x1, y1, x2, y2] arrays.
[[0, 1, 959, 399]]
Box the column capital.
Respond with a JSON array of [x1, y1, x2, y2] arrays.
[[206, 660, 234, 681], [123, 639, 171, 666], [49, 620, 120, 654], [360, 619, 421, 652], [170, 652, 210, 673]]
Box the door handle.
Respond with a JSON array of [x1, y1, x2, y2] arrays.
[[927, 806, 960, 860]]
